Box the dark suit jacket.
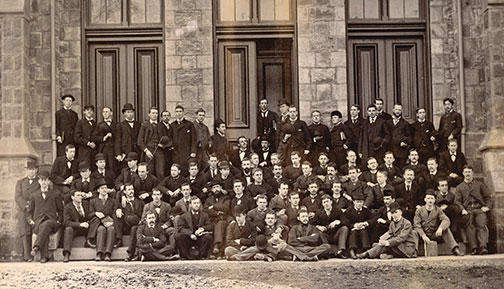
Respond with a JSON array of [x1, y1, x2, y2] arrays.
[[91, 169, 116, 188], [209, 133, 229, 161], [365, 183, 394, 210], [344, 118, 364, 151], [258, 150, 272, 167], [173, 197, 192, 215], [229, 148, 251, 169], [281, 119, 312, 151], [158, 121, 174, 151], [178, 210, 213, 235], [377, 111, 392, 121], [312, 207, 348, 232], [301, 195, 322, 214], [288, 223, 328, 246], [257, 110, 279, 141], [92, 120, 117, 154], [15, 176, 40, 236], [137, 121, 160, 157], [28, 189, 63, 233], [142, 201, 173, 228], [377, 163, 403, 185], [330, 122, 353, 149], [87, 196, 119, 237], [439, 151, 467, 177], [230, 195, 255, 214], [115, 167, 138, 190], [74, 118, 97, 163], [71, 177, 98, 198], [344, 206, 376, 227], [50, 156, 79, 186], [171, 118, 197, 162], [411, 120, 436, 155], [188, 173, 207, 200], [115, 120, 140, 157], [225, 220, 257, 248], [204, 194, 232, 220], [137, 223, 167, 251], [132, 174, 159, 199], [308, 123, 330, 154], [386, 118, 412, 159], [424, 171, 446, 191], [358, 117, 390, 160], [394, 182, 424, 211], [63, 201, 90, 228], [438, 110, 463, 144], [56, 108, 78, 145], [435, 191, 456, 206], [121, 198, 145, 226]]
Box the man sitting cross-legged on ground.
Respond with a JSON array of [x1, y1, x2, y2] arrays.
[[62, 190, 90, 262], [136, 211, 175, 261], [174, 196, 214, 260], [288, 208, 332, 261], [414, 190, 463, 256], [224, 206, 258, 259], [357, 202, 417, 259], [312, 194, 349, 258], [228, 212, 316, 261]]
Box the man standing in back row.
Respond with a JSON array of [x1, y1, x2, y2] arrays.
[[171, 105, 197, 171]]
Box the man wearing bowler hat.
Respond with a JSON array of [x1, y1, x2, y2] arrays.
[[115, 103, 140, 172], [91, 153, 116, 188], [74, 104, 97, 167], [28, 170, 64, 263], [56, 94, 78, 156], [115, 152, 139, 193], [15, 160, 40, 261], [70, 161, 97, 203]]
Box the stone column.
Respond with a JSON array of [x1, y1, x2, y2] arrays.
[[479, 0, 504, 253], [296, 0, 347, 122]]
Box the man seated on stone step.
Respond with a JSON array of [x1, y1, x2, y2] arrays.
[[413, 190, 463, 256], [357, 202, 417, 259], [345, 192, 375, 259], [62, 190, 90, 262], [28, 170, 64, 263], [136, 210, 179, 261], [455, 165, 492, 255], [142, 187, 176, 250], [70, 161, 97, 203], [370, 189, 396, 243], [246, 194, 273, 230], [174, 196, 214, 260], [435, 179, 469, 239], [87, 178, 121, 261], [224, 206, 258, 259], [311, 194, 349, 259], [118, 183, 145, 261], [204, 180, 232, 259]]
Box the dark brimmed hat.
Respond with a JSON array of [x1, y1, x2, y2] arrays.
[[331, 110, 342, 118], [255, 234, 268, 250], [353, 193, 365, 201], [78, 161, 90, 172], [95, 153, 106, 162], [94, 178, 109, 190], [25, 160, 38, 169], [122, 103, 135, 113], [61, 94, 75, 101], [125, 152, 138, 161], [159, 136, 173, 149]]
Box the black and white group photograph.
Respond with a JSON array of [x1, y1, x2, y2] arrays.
[[0, 0, 503, 288]]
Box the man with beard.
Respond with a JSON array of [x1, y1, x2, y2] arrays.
[[329, 110, 352, 168], [358, 105, 390, 167], [118, 183, 145, 261], [257, 98, 279, 150], [74, 104, 97, 166], [375, 98, 392, 121], [56, 95, 78, 156], [280, 106, 311, 164], [288, 208, 332, 260], [344, 104, 364, 153], [135, 211, 172, 261], [438, 97, 463, 152], [92, 107, 117, 173], [411, 108, 436, 164], [115, 103, 140, 171], [258, 137, 272, 168], [308, 110, 330, 165], [204, 181, 232, 258], [386, 104, 411, 169], [171, 105, 197, 170]]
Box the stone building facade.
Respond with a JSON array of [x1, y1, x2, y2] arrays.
[[0, 0, 503, 254]]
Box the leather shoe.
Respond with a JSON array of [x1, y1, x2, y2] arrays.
[[452, 247, 464, 256], [479, 247, 488, 255], [357, 252, 368, 259], [30, 246, 39, 257], [349, 249, 357, 259], [471, 248, 478, 255], [95, 253, 102, 261], [104, 254, 112, 262], [335, 250, 347, 259], [86, 239, 97, 248], [166, 254, 180, 261], [113, 239, 122, 248], [63, 253, 70, 263], [40, 258, 48, 263]]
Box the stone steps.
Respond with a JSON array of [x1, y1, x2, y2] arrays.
[[418, 241, 467, 256]]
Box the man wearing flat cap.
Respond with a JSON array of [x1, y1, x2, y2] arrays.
[[28, 170, 63, 263], [15, 160, 40, 261], [115, 103, 140, 171], [74, 104, 97, 167], [357, 202, 418, 259], [56, 94, 78, 156]]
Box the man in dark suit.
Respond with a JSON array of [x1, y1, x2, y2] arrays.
[[280, 106, 311, 164], [365, 170, 394, 210], [56, 94, 78, 156], [131, 162, 159, 203], [209, 118, 229, 161], [307, 110, 330, 165], [439, 139, 467, 188], [230, 179, 255, 213], [358, 105, 390, 166], [92, 106, 117, 173], [171, 105, 197, 170], [159, 164, 187, 206], [174, 196, 214, 259], [15, 160, 40, 261], [438, 97, 463, 152], [344, 104, 364, 153], [257, 98, 279, 151], [187, 161, 207, 201], [345, 193, 375, 259], [115, 103, 140, 172], [424, 158, 446, 191], [455, 166, 492, 255], [204, 181, 232, 257], [288, 208, 332, 260], [136, 211, 178, 261], [117, 184, 145, 261], [28, 171, 63, 263], [411, 108, 436, 164], [402, 149, 428, 185], [375, 98, 392, 121], [87, 179, 121, 261], [394, 168, 424, 221], [223, 206, 258, 259], [329, 110, 352, 168], [370, 189, 396, 243], [141, 188, 175, 249], [257, 137, 273, 168], [377, 151, 403, 185], [91, 153, 116, 189], [70, 161, 97, 202], [193, 108, 211, 169], [229, 136, 251, 169], [62, 190, 90, 262], [51, 144, 79, 198], [74, 104, 97, 166], [114, 152, 138, 192], [137, 107, 163, 178], [312, 194, 349, 258], [157, 110, 174, 179], [386, 104, 411, 169]]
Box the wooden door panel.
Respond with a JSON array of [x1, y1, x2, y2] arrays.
[[218, 41, 257, 141], [257, 57, 291, 116]]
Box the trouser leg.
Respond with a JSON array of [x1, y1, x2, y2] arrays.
[[474, 212, 489, 248], [213, 220, 227, 246], [105, 226, 115, 254], [348, 230, 358, 250], [196, 234, 214, 258], [366, 244, 387, 258], [127, 225, 139, 256], [360, 229, 370, 250], [465, 214, 478, 250], [229, 246, 260, 261], [224, 246, 241, 259], [335, 226, 349, 250], [22, 234, 32, 260], [441, 228, 458, 250], [96, 226, 106, 254], [34, 220, 56, 260], [63, 227, 74, 255], [174, 233, 192, 259], [155, 150, 166, 180]]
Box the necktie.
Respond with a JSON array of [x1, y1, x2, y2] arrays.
[[89, 120, 93, 126], [451, 153, 456, 162], [67, 161, 71, 169], [77, 205, 84, 217]]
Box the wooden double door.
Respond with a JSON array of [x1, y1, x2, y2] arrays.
[[348, 37, 429, 122], [217, 39, 294, 141], [87, 42, 164, 122]]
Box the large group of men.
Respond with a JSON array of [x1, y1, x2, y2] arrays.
[[15, 94, 492, 263]]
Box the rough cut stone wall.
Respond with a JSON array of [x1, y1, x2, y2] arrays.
[[164, 0, 214, 124], [297, 0, 347, 124]]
